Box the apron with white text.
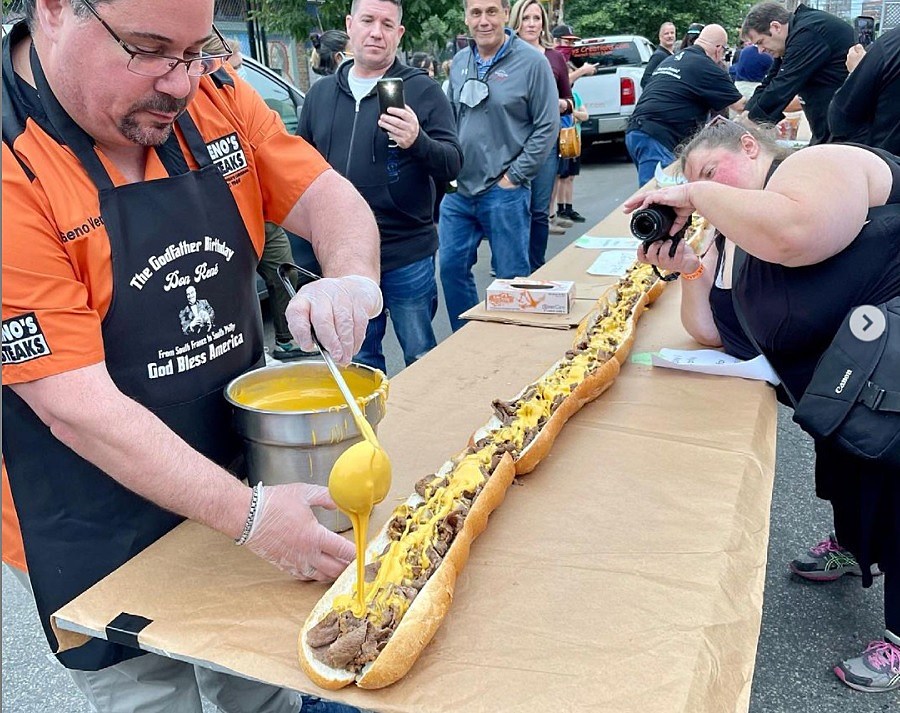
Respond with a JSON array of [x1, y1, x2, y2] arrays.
[[1, 48, 263, 670]]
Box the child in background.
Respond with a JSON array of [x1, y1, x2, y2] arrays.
[[556, 90, 589, 223]]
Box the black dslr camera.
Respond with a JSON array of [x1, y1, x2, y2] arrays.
[[629, 204, 689, 280]]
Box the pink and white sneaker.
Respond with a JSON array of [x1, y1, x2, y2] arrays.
[[834, 633, 900, 693]]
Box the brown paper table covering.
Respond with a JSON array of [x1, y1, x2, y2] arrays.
[[53, 207, 777, 713]]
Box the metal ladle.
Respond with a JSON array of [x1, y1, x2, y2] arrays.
[[277, 263, 392, 510]]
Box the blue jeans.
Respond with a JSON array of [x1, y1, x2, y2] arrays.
[[625, 129, 675, 187], [529, 149, 558, 272], [300, 696, 361, 713], [354, 255, 438, 373], [438, 184, 532, 332]]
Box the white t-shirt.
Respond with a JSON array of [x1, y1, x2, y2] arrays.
[[348, 67, 381, 104]]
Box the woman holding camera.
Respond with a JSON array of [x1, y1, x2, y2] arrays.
[[624, 120, 900, 692]]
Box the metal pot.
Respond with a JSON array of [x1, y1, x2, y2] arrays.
[[224, 360, 388, 532]]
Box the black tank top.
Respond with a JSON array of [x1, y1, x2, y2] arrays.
[[733, 146, 900, 398], [708, 233, 758, 360]]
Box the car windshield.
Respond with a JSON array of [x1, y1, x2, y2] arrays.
[[572, 41, 641, 68]]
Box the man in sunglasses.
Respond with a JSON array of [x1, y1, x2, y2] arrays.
[[2, 1, 381, 710], [440, 0, 559, 332]]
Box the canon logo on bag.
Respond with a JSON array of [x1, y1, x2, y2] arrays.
[[835, 369, 853, 394]]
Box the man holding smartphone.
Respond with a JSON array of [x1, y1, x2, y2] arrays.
[[299, 0, 462, 373]]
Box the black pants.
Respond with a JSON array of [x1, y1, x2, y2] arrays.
[[816, 439, 900, 633]]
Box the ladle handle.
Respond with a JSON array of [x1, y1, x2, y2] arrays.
[[277, 263, 379, 444]]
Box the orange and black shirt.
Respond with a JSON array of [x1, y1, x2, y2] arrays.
[[1, 41, 330, 570]]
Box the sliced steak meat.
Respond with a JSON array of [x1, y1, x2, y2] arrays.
[[424, 544, 443, 572], [307, 610, 340, 649], [387, 513, 408, 541], [324, 618, 368, 670], [521, 426, 538, 450], [491, 398, 518, 425], [414, 474, 448, 499]]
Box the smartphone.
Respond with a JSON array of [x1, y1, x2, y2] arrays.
[[377, 78, 405, 115]]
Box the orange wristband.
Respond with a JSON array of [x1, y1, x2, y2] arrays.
[[681, 263, 705, 281]]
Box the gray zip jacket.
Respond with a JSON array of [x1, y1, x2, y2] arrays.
[[447, 33, 559, 197]]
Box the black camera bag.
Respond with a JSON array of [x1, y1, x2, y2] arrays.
[[792, 297, 900, 466], [732, 248, 900, 467]]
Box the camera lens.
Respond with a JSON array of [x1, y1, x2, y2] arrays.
[[631, 213, 661, 240], [629, 204, 676, 243]]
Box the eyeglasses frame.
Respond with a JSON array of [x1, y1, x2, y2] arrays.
[[78, 0, 233, 77]]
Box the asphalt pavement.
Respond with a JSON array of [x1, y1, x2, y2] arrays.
[[1, 145, 887, 712]]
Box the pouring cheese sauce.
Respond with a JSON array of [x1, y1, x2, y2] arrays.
[[229, 364, 390, 614], [328, 441, 391, 617], [333, 449, 491, 623]]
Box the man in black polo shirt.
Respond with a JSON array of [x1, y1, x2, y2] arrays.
[[828, 28, 900, 155], [742, 2, 854, 144], [625, 25, 744, 186], [641, 21, 677, 89]]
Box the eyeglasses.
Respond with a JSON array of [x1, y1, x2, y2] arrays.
[[459, 78, 490, 108], [80, 0, 232, 78]]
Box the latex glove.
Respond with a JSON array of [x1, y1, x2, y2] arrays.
[[285, 275, 382, 365], [245, 483, 355, 581]]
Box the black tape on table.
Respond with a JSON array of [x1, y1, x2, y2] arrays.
[[105, 612, 153, 649]]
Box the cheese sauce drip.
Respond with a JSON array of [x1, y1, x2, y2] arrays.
[[333, 447, 494, 625]]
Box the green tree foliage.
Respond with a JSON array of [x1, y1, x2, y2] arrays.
[[252, 0, 465, 55], [564, 0, 751, 45]]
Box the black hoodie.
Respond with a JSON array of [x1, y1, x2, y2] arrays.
[[299, 59, 462, 273]]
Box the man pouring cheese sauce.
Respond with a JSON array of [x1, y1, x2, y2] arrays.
[[1, 0, 381, 710]]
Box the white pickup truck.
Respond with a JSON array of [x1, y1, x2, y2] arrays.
[[569, 35, 655, 146]]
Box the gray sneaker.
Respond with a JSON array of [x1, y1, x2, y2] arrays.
[[789, 533, 879, 581], [834, 636, 900, 692]]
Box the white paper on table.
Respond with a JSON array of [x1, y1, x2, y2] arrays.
[[586, 250, 637, 276], [651, 348, 781, 385], [575, 236, 641, 250]]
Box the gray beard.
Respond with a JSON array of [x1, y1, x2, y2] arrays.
[[117, 113, 175, 146]]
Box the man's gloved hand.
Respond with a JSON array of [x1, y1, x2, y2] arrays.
[[245, 483, 355, 581], [285, 275, 382, 365]]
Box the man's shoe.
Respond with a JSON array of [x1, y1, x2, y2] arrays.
[[272, 340, 318, 360], [834, 637, 900, 692], [550, 214, 573, 228], [562, 208, 587, 223], [788, 533, 880, 581]]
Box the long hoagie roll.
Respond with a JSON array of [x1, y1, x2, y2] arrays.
[[298, 221, 709, 689], [299, 450, 516, 689]]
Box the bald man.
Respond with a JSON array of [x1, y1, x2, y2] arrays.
[[625, 24, 745, 185]]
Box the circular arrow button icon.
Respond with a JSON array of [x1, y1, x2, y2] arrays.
[[849, 305, 886, 342]]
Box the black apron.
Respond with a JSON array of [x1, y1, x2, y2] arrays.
[[2, 48, 264, 670]]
